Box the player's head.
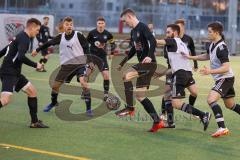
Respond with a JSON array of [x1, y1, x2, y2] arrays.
[[97, 16, 106, 33], [207, 22, 224, 41], [175, 19, 185, 35], [120, 8, 137, 28], [166, 24, 180, 38], [43, 16, 49, 26], [57, 19, 64, 33], [148, 23, 154, 32], [63, 16, 74, 34], [26, 18, 41, 38]]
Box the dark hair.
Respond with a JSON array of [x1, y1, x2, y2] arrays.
[[63, 16, 73, 22], [208, 22, 224, 40], [97, 16, 105, 22], [120, 8, 136, 17], [26, 18, 41, 27], [167, 24, 180, 35], [175, 19, 185, 25], [43, 16, 49, 20]]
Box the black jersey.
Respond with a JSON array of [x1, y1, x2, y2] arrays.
[[36, 25, 53, 43], [119, 22, 156, 66], [0, 31, 37, 76], [87, 29, 115, 58], [181, 34, 198, 68]]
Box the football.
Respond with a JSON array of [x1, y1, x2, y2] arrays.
[[106, 95, 121, 110]]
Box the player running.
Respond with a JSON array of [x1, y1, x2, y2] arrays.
[[0, 18, 49, 128]]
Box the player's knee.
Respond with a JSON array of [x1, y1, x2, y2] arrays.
[[52, 82, 61, 92], [123, 73, 131, 82], [26, 84, 37, 97], [1, 96, 11, 106], [136, 95, 145, 102], [207, 98, 215, 106]]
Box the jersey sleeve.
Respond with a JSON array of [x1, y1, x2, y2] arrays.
[[36, 34, 61, 52], [142, 26, 156, 59], [188, 36, 198, 68], [77, 32, 90, 55], [107, 32, 116, 54], [216, 44, 229, 64], [165, 38, 176, 47]]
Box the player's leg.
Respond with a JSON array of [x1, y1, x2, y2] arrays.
[[135, 87, 164, 132], [15, 75, 48, 128], [115, 67, 138, 116], [102, 70, 110, 101], [172, 72, 211, 131], [38, 50, 49, 72], [77, 66, 92, 116], [0, 76, 16, 108], [187, 83, 198, 106]]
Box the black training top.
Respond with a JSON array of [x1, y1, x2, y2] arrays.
[[0, 31, 37, 76], [119, 22, 156, 66], [87, 29, 116, 58], [36, 25, 53, 43]]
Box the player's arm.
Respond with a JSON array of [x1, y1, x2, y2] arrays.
[[35, 34, 61, 52], [156, 39, 167, 46], [17, 41, 37, 68], [143, 28, 156, 61], [188, 37, 198, 69], [77, 32, 92, 63], [36, 27, 43, 43], [184, 53, 209, 61]]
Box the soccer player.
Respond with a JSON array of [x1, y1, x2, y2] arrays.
[[0, 18, 48, 128], [32, 17, 93, 116], [36, 16, 53, 72], [115, 8, 164, 132], [184, 22, 240, 137], [160, 19, 199, 119], [87, 16, 116, 101], [156, 24, 211, 131], [148, 22, 156, 37]]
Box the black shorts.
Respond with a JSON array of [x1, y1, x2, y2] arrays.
[[55, 64, 86, 83], [41, 48, 49, 56], [212, 77, 235, 98], [91, 56, 109, 72], [1, 74, 29, 93], [172, 70, 195, 99], [132, 63, 157, 89]]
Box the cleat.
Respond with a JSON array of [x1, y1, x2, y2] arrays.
[[201, 112, 211, 131], [211, 128, 230, 138], [103, 94, 108, 101], [148, 120, 164, 132], [86, 110, 94, 117], [29, 120, 49, 128], [163, 122, 176, 128], [43, 103, 58, 112], [115, 106, 135, 117]]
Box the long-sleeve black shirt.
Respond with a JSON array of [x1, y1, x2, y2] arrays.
[[36, 25, 53, 43], [0, 31, 37, 76], [119, 22, 156, 66]]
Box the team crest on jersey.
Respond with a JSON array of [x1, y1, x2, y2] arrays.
[[137, 32, 140, 37], [104, 35, 107, 39], [4, 17, 26, 42]]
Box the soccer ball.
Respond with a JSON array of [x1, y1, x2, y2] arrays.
[[106, 95, 121, 110]]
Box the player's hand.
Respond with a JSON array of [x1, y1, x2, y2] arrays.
[[36, 62, 43, 70], [31, 50, 38, 57], [88, 62, 95, 70], [142, 57, 152, 63], [39, 42, 43, 46], [181, 52, 191, 59], [199, 66, 211, 75], [116, 65, 122, 71]]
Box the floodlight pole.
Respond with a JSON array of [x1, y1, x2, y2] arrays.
[[228, 0, 238, 55]]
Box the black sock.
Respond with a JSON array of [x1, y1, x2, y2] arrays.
[[0, 101, 2, 109], [39, 58, 44, 64], [42, 58, 48, 64], [210, 102, 226, 128], [189, 95, 197, 106], [161, 97, 166, 114], [28, 97, 38, 123], [51, 91, 58, 105], [83, 90, 91, 111], [165, 100, 174, 124], [124, 81, 133, 107], [181, 103, 205, 119], [103, 80, 110, 94], [231, 104, 240, 115], [141, 98, 160, 124]]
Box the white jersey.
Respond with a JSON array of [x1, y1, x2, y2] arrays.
[[59, 31, 86, 65], [166, 38, 192, 74], [208, 40, 234, 81]]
